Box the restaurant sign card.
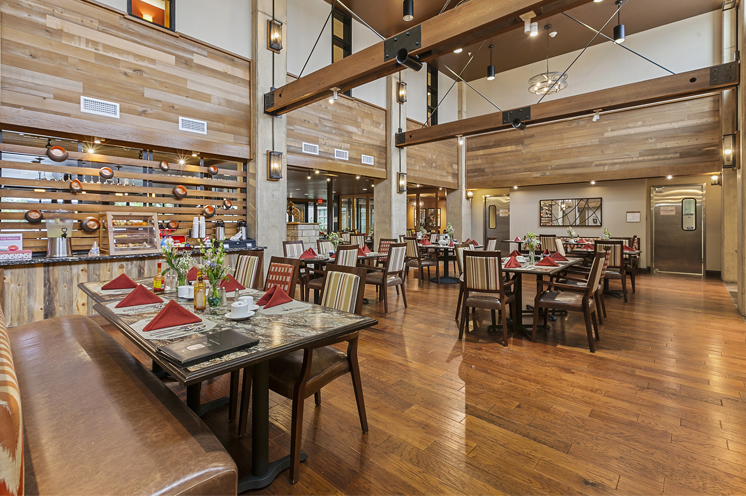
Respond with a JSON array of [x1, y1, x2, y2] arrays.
[[0, 234, 30, 261]]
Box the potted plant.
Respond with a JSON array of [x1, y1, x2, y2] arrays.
[[199, 238, 232, 307], [160, 238, 193, 287]]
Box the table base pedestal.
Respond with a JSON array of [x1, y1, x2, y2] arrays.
[[237, 451, 308, 492], [430, 276, 459, 284]]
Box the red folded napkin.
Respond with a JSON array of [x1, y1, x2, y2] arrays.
[[578, 238, 587, 243], [509, 250, 521, 258], [623, 245, 634, 252], [449, 240, 454, 247], [471, 240, 479, 246], [357, 247, 367, 257], [264, 288, 293, 309], [536, 257, 559, 267], [362, 245, 371, 254], [504, 257, 521, 269], [514, 237, 521, 242], [219, 274, 245, 292], [102, 273, 138, 290], [186, 266, 199, 282], [142, 300, 201, 332], [116, 284, 162, 308], [581, 243, 595, 250], [550, 252, 568, 262], [421, 239, 432, 246], [257, 286, 277, 306], [542, 249, 550, 256], [299, 248, 317, 260]]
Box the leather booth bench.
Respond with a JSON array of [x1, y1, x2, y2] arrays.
[[0, 308, 238, 495]]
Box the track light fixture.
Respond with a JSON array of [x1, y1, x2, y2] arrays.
[[403, 0, 414, 22], [487, 45, 495, 81], [592, 110, 601, 122], [614, 0, 625, 44], [329, 88, 339, 104], [530, 22, 539, 37], [512, 119, 526, 131]]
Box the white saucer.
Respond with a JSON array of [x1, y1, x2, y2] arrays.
[[225, 310, 255, 321], [240, 304, 260, 311]]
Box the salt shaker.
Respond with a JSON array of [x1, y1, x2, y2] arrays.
[[220, 287, 227, 306]]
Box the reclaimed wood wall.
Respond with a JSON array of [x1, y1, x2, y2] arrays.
[[0, 0, 251, 159], [465, 95, 721, 189], [406, 118, 459, 190], [286, 75, 387, 178]]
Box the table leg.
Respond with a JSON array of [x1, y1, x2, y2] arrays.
[[186, 380, 231, 417], [237, 361, 307, 492], [430, 249, 459, 284], [152, 360, 169, 379]]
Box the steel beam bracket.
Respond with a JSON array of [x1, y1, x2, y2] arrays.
[[384, 26, 422, 63], [264, 91, 276, 115], [502, 106, 531, 125], [710, 62, 738, 86], [395, 132, 406, 147]]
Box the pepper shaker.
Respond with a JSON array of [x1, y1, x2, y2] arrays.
[[220, 287, 227, 306]]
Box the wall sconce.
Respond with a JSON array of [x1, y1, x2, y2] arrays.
[[466, 190, 474, 200], [711, 174, 721, 186], [397, 81, 407, 104], [723, 134, 736, 168], [397, 172, 407, 193], [267, 150, 282, 180], [267, 19, 283, 53]]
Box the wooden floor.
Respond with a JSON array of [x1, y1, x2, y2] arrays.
[[100, 270, 746, 495]]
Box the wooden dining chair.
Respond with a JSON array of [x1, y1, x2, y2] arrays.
[[454, 243, 470, 322], [233, 251, 264, 289], [485, 237, 498, 251], [399, 234, 407, 242], [595, 240, 628, 302], [317, 239, 334, 256], [459, 250, 516, 345], [306, 244, 359, 302], [340, 232, 351, 244], [403, 237, 438, 284], [376, 238, 397, 268], [539, 235, 557, 253], [264, 256, 301, 298], [284, 241, 306, 297], [532, 252, 605, 352], [350, 234, 366, 247], [554, 238, 567, 257], [562, 249, 611, 324], [366, 243, 407, 313], [249, 265, 368, 483]]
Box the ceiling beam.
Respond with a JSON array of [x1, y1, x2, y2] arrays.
[[265, 0, 595, 115], [396, 63, 739, 147]]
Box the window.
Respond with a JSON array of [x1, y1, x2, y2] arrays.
[[332, 8, 352, 96], [427, 65, 438, 125], [682, 198, 697, 231], [128, 0, 174, 31]]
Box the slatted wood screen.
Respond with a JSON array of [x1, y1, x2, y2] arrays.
[[0, 136, 247, 253]]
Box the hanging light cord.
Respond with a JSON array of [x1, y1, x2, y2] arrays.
[[537, 0, 627, 104], [562, 12, 674, 75]]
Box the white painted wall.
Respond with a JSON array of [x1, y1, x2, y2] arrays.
[[407, 65, 428, 123], [97, 0, 127, 12], [466, 11, 722, 116], [352, 16, 386, 108], [287, 0, 331, 77]]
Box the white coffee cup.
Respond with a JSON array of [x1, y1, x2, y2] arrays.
[[239, 296, 254, 307], [178, 285, 194, 299], [230, 301, 249, 318]]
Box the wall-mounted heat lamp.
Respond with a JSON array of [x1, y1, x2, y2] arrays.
[[723, 134, 736, 168], [267, 19, 283, 53], [267, 150, 283, 180], [397, 81, 407, 104], [397, 172, 407, 193]]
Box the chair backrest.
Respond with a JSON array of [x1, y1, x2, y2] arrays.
[[0, 307, 23, 496], [539, 235, 557, 253], [320, 265, 367, 315], [350, 234, 366, 247], [595, 240, 623, 268], [598, 249, 611, 281], [265, 256, 300, 298], [455, 243, 469, 275], [632, 235, 639, 250], [586, 252, 606, 295], [463, 250, 506, 297], [430, 233, 438, 244], [385, 243, 407, 274], [283, 240, 304, 258], [234, 251, 264, 289], [466, 243, 476, 251], [403, 237, 420, 259], [378, 238, 396, 257], [317, 239, 334, 256], [554, 238, 566, 257], [340, 232, 351, 243], [398, 234, 407, 242], [335, 245, 359, 267], [486, 237, 498, 251]]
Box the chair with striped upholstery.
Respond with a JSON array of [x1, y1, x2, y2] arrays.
[[460, 250, 516, 345], [284, 241, 307, 297], [376, 238, 397, 268], [264, 256, 301, 298], [0, 307, 23, 496], [233, 251, 264, 289], [539, 235, 557, 253], [366, 243, 407, 313], [317, 239, 334, 257], [485, 237, 498, 251], [554, 238, 567, 257], [266, 264, 367, 483], [306, 245, 359, 302], [595, 240, 628, 302], [399, 234, 407, 242], [403, 237, 438, 284], [454, 243, 470, 322], [350, 234, 366, 248], [340, 232, 351, 244], [430, 233, 439, 244], [562, 249, 611, 324]]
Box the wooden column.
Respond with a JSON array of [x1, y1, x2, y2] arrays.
[[722, 2, 738, 283]]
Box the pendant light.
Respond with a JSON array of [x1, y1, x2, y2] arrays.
[[486, 45, 495, 81], [403, 0, 414, 21], [528, 25, 567, 95], [613, 0, 625, 44]]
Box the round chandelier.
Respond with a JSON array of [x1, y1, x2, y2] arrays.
[[528, 24, 568, 95]]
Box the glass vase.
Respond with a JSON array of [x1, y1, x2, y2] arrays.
[[178, 275, 187, 287], [207, 284, 222, 308], [528, 246, 536, 265]]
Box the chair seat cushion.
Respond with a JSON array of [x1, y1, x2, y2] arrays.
[[367, 272, 402, 286], [465, 292, 514, 310], [307, 276, 325, 290], [605, 270, 622, 279], [538, 291, 594, 311], [268, 346, 350, 399], [407, 259, 437, 268]]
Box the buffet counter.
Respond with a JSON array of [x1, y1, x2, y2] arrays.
[[0, 247, 265, 327]]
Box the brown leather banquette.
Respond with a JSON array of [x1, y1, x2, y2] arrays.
[[0, 308, 237, 495]]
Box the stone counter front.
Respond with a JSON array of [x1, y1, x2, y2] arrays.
[[286, 223, 320, 247]]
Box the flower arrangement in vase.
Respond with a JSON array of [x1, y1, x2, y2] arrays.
[[327, 232, 340, 250], [445, 222, 455, 239], [601, 227, 611, 241], [566, 226, 578, 239], [160, 238, 193, 286], [199, 238, 232, 307], [524, 232, 538, 265]]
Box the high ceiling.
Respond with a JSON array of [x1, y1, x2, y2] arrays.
[[325, 0, 721, 82]]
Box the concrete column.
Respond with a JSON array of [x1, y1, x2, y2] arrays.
[[374, 73, 407, 247], [446, 81, 472, 241], [737, 2, 746, 313], [251, 0, 287, 269], [722, 3, 738, 283]]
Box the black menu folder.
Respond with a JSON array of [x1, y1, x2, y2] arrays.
[[156, 329, 259, 367]]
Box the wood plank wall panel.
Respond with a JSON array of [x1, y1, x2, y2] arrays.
[[0, 0, 251, 159], [406, 118, 459, 189], [466, 95, 721, 189], [286, 75, 387, 178]]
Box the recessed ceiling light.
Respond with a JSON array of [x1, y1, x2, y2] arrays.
[[87, 148, 95, 154], [295, 188, 300, 190], [591, 181, 596, 185], [666, 175, 673, 179], [454, 48, 463, 53], [514, 186, 518, 189], [711, 175, 719, 181], [327, 178, 331, 182], [315, 170, 320, 174], [179, 159, 185, 165], [307, 174, 311, 179], [356, 175, 360, 179], [362, 188, 367, 191]]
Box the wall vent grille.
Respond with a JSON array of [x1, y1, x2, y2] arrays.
[[361, 154, 374, 165], [302, 142, 320, 155], [80, 96, 120, 118], [179, 117, 208, 134], [334, 149, 349, 161]]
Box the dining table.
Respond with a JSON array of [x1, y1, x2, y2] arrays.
[[418, 242, 482, 284], [79, 279, 377, 491]]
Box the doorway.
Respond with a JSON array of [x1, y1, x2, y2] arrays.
[[650, 184, 705, 276], [484, 195, 510, 253]]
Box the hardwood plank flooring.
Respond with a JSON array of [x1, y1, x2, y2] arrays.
[[97, 270, 746, 494]]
